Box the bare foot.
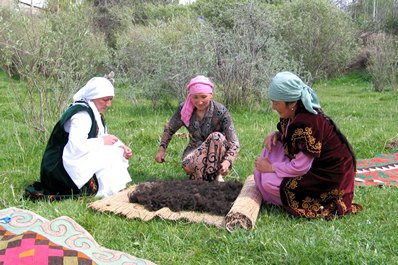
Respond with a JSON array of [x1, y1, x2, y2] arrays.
[[215, 175, 225, 182]]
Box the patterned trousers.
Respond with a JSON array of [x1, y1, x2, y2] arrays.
[[182, 132, 228, 181]]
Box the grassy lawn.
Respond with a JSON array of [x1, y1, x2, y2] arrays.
[[1, 70, 397, 264]]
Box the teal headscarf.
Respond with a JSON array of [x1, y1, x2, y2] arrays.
[[268, 71, 321, 114]]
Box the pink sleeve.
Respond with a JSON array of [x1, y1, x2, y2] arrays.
[[272, 151, 314, 178]]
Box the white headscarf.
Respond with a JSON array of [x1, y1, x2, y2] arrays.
[[72, 77, 115, 136], [73, 77, 114, 102]]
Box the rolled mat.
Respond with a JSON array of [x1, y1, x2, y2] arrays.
[[225, 175, 262, 232]]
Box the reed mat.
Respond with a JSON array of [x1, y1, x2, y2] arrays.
[[89, 175, 262, 232]]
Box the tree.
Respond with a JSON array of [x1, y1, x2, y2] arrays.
[[349, 0, 398, 34], [278, 0, 358, 80]]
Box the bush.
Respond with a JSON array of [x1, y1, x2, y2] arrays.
[[192, 0, 249, 29], [367, 33, 398, 92], [91, 1, 192, 48], [113, 1, 301, 108], [277, 0, 359, 81], [0, 6, 110, 140], [204, 1, 301, 107], [112, 15, 212, 106]]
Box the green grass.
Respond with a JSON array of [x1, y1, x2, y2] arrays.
[[1, 70, 398, 265]]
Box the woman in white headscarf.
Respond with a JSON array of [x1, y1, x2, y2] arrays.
[[26, 77, 132, 200]]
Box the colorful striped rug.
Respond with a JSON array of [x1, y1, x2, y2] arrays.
[[355, 151, 398, 187], [0, 207, 156, 265]]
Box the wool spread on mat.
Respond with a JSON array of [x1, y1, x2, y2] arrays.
[[89, 175, 262, 231], [129, 180, 243, 215]]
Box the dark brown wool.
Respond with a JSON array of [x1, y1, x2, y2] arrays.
[[128, 180, 243, 215]]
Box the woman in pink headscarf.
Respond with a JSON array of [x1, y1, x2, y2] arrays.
[[155, 75, 240, 182]]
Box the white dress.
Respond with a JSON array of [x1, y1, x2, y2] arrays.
[[62, 103, 131, 197]]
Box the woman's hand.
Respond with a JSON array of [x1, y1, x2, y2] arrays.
[[255, 156, 273, 173], [264, 131, 280, 152], [155, 147, 166, 163], [102, 134, 119, 145], [218, 160, 231, 176], [119, 145, 133, 159]]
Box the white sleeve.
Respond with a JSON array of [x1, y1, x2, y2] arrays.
[[63, 111, 131, 192], [63, 111, 104, 188], [64, 111, 104, 156]]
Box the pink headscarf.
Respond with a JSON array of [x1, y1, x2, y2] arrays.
[[180, 75, 214, 127]]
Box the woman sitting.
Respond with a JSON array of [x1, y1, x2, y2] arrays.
[[26, 77, 132, 200], [254, 71, 362, 219]]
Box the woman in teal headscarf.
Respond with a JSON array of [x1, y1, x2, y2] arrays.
[[254, 71, 362, 219]]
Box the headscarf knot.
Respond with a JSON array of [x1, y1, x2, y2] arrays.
[[268, 71, 320, 114]]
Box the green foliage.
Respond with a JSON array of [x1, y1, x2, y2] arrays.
[[366, 34, 398, 91], [277, 0, 359, 81], [0, 6, 110, 140], [349, 0, 398, 34], [1, 71, 398, 265], [385, 7, 398, 35], [113, 1, 301, 108], [113, 15, 212, 106], [191, 0, 284, 28], [136, 2, 193, 24], [45, 0, 84, 13], [192, 0, 251, 28], [204, 1, 301, 107], [91, 0, 192, 48]]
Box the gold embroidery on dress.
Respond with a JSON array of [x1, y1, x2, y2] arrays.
[[285, 177, 347, 218], [291, 127, 321, 154]]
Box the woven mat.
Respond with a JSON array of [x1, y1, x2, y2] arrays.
[[0, 207, 156, 265], [89, 175, 262, 231], [355, 151, 398, 186]]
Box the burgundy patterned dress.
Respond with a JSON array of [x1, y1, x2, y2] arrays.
[[278, 108, 362, 218]]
